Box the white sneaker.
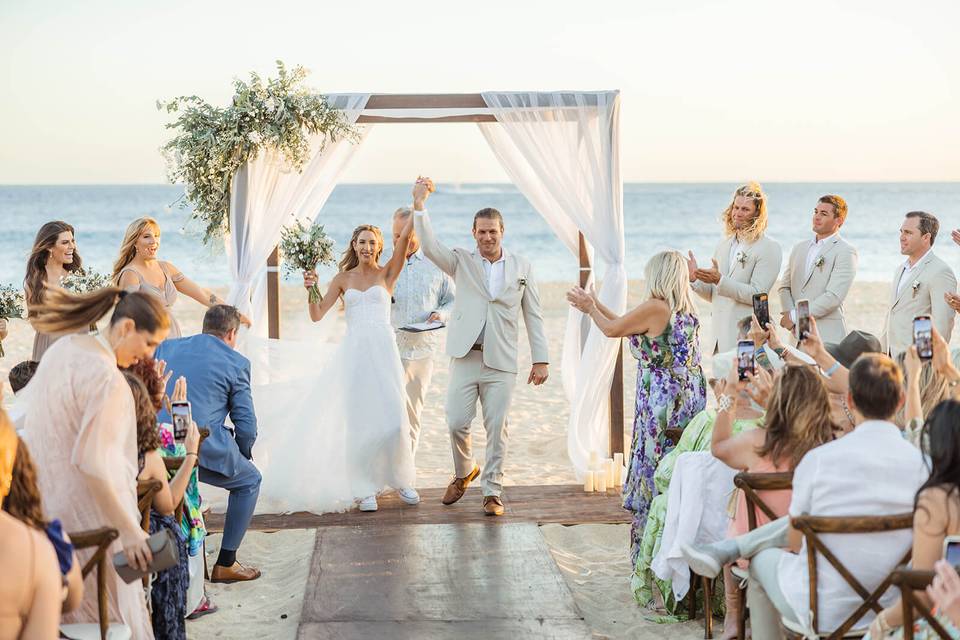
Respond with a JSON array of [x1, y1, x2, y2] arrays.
[[358, 496, 378, 512], [398, 487, 420, 505]]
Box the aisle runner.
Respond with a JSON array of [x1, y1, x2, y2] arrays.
[[297, 523, 592, 639]]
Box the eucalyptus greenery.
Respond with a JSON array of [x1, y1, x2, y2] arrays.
[[158, 61, 356, 243]]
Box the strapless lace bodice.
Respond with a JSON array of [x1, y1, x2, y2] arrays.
[[343, 286, 392, 328]]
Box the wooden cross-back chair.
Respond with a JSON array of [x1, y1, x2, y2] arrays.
[[733, 471, 794, 640], [788, 513, 914, 639], [891, 568, 953, 640], [59, 527, 123, 640]]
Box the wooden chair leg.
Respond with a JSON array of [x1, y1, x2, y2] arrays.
[[703, 575, 714, 639], [737, 583, 747, 640], [203, 539, 210, 581]]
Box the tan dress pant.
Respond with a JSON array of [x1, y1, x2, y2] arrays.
[[401, 356, 435, 454], [445, 350, 517, 497]]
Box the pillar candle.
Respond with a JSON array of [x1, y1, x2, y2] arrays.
[[605, 458, 615, 486], [589, 450, 599, 469], [583, 470, 595, 493], [613, 453, 625, 486], [595, 468, 608, 493]]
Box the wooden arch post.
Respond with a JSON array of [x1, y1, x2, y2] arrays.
[[265, 93, 625, 455]]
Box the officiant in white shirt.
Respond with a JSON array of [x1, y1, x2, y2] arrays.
[[391, 207, 455, 454]]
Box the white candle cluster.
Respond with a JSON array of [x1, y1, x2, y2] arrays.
[[583, 451, 626, 493]]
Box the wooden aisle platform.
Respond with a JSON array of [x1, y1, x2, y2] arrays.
[[206, 484, 630, 531], [297, 522, 593, 639]]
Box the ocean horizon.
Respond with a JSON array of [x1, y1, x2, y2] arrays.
[[2, 182, 958, 286]]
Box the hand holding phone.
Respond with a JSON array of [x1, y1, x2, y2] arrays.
[[796, 300, 811, 340], [753, 293, 770, 329], [737, 340, 756, 381], [914, 315, 933, 360], [171, 400, 192, 442]]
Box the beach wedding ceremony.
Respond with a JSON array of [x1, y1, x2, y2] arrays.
[[2, 1, 959, 639]]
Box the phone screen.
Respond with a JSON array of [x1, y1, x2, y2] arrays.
[[797, 300, 811, 339], [171, 401, 191, 441], [753, 293, 770, 329], [737, 340, 756, 381], [914, 316, 933, 360], [946, 540, 960, 566]]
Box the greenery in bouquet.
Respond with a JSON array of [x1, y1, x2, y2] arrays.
[[60, 267, 110, 294], [0, 284, 25, 358], [158, 60, 357, 243], [279, 219, 336, 304]]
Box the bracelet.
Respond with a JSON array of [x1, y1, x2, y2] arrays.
[[717, 394, 735, 413], [823, 361, 841, 378], [185, 452, 198, 459]]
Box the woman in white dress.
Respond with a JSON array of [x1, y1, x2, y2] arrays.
[[256, 180, 428, 514]]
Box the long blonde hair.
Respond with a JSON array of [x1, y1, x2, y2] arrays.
[[112, 217, 160, 283], [644, 250, 696, 316], [722, 182, 769, 242], [338, 225, 384, 273]]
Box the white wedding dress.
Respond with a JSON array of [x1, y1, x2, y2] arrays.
[[253, 285, 416, 514]]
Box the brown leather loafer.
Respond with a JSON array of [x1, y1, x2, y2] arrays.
[[441, 465, 481, 505], [483, 495, 505, 516], [210, 561, 262, 583]]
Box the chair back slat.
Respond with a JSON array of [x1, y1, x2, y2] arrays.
[[791, 513, 914, 639], [68, 527, 119, 640], [734, 471, 793, 531], [891, 568, 954, 639]]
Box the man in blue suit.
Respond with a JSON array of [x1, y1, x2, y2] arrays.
[[157, 305, 261, 583]]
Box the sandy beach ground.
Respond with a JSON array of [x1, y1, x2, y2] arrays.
[[0, 279, 902, 639]]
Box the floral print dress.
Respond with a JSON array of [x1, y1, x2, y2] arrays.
[[624, 312, 706, 565]]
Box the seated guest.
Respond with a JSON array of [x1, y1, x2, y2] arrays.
[[711, 364, 835, 638], [125, 371, 199, 640], [865, 400, 960, 638], [5, 361, 38, 433], [24, 287, 168, 639], [682, 353, 928, 639], [155, 305, 261, 583], [3, 434, 83, 614], [633, 319, 764, 617], [0, 409, 62, 640], [126, 358, 214, 619]]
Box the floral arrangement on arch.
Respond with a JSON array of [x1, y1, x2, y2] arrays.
[[158, 61, 357, 243]]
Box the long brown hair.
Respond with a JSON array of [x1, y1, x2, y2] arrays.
[[112, 217, 160, 283], [895, 353, 951, 425], [24, 221, 83, 307], [123, 371, 161, 456], [125, 358, 165, 412], [31, 287, 170, 336], [338, 225, 384, 273], [755, 365, 834, 468], [2, 437, 47, 530]]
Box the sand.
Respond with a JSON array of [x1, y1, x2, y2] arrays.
[[0, 279, 910, 639]]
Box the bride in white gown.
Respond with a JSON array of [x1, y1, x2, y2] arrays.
[[254, 180, 431, 514]]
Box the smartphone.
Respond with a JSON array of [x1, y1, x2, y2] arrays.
[[753, 293, 770, 329], [737, 340, 756, 381], [944, 535, 960, 567], [914, 315, 933, 360], [171, 400, 191, 442], [796, 299, 811, 340]]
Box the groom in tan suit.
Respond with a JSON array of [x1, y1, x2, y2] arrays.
[[413, 178, 549, 516], [883, 211, 957, 356], [777, 195, 858, 344]]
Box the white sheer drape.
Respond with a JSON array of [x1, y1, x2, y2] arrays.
[[478, 91, 626, 477], [226, 94, 370, 335]]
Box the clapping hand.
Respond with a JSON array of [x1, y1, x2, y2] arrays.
[[566, 286, 595, 313], [952, 229, 960, 247], [945, 291, 960, 313], [694, 259, 722, 285], [686, 251, 699, 283]]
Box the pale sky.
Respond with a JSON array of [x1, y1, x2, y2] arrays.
[[1, 0, 958, 184]]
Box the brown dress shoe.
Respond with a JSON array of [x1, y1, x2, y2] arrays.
[[483, 495, 505, 516], [441, 465, 481, 505], [210, 561, 262, 583]]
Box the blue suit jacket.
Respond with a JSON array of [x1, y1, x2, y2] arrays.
[[155, 334, 257, 477]]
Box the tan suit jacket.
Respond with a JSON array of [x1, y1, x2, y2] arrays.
[[693, 234, 783, 353], [414, 210, 549, 373], [777, 235, 858, 344], [882, 251, 957, 356]]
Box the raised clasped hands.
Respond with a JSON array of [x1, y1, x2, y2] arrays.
[[412, 176, 435, 208], [565, 286, 595, 313]]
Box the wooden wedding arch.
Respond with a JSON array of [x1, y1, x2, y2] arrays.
[[262, 93, 626, 455]]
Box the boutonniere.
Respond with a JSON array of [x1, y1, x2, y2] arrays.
[[912, 280, 921, 297], [814, 256, 825, 270], [518, 278, 527, 287], [735, 251, 748, 268]]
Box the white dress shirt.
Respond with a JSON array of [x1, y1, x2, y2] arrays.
[[778, 420, 927, 631], [480, 248, 508, 298], [897, 249, 932, 295], [391, 248, 455, 360], [727, 238, 742, 274], [804, 233, 837, 278]]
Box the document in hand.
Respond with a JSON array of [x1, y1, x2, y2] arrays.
[[399, 321, 446, 333]]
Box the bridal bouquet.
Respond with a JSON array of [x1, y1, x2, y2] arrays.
[[0, 284, 25, 358], [60, 267, 110, 294], [279, 219, 336, 304], [60, 268, 110, 331]]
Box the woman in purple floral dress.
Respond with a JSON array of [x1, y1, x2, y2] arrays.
[[567, 250, 706, 563]]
